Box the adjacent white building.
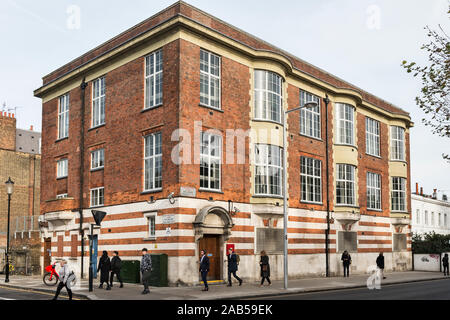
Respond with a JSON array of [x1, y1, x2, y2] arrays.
[[411, 185, 450, 236]]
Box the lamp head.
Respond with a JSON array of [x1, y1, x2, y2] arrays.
[[5, 177, 14, 195], [303, 101, 318, 109]]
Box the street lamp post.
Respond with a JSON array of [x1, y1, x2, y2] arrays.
[[323, 94, 331, 278], [4, 177, 14, 283], [283, 102, 318, 290]]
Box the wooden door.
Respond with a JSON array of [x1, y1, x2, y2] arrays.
[[44, 238, 51, 267], [199, 235, 221, 280]]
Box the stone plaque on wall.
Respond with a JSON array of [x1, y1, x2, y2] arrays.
[[180, 187, 196, 198]]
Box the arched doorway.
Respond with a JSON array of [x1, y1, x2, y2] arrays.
[[194, 206, 234, 281]]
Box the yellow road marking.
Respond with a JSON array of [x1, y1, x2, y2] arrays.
[[0, 285, 85, 300]]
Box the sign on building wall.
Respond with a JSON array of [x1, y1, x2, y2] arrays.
[[180, 187, 196, 198], [162, 214, 175, 225]]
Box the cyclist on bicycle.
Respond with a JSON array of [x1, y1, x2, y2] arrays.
[[52, 259, 75, 300]]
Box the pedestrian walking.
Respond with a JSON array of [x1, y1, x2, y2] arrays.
[[341, 250, 351, 277], [97, 251, 111, 290], [140, 248, 152, 294], [52, 259, 75, 300], [442, 253, 449, 276], [376, 252, 386, 279], [226, 248, 242, 287], [259, 250, 271, 287], [199, 250, 210, 292], [110, 251, 123, 288]]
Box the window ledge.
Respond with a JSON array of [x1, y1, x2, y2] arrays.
[[300, 201, 323, 205], [141, 104, 163, 113], [89, 205, 105, 209], [252, 195, 284, 200], [141, 189, 163, 195], [56, 176, 68, 180], [199, 104, 224, 113], [389, 160, 407, 164], [198, 188, 224, 194], [252, 119, 283, 126], [298, 133, 323, 142], [335, 204, 359, 209], [89, 124, 106, 132], [143, 237, 157, 242], [90, 167, 104, 173], [366, 153, 382, 159], [366, 208, 383, 213], [334, 143, 358, 150], [55, 137, 69, 143]]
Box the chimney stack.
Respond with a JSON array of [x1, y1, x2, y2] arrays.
[[416, 183, 419, 194], [30, 125, 33, 131], [420, 187, 423, 196]]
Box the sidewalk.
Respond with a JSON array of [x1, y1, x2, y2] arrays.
[[0, 271, 447, 300]]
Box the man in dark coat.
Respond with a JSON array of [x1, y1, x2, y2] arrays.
[[226, 248, 242, 287], [341, 250, 351, 277], [97, 251, 111, 290], [442, 253, 449, 276], [110, 251, 123, 288], [376, 252, 386, 279], [199, 250, 210, 292], [140, 248, 152, 295]]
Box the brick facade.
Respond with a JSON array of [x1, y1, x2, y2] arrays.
[[35, 2, 413, 284]]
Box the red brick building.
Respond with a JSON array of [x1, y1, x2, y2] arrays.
[[34, 1, 413, 284]]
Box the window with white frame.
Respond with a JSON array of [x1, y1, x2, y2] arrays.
[[254, 70, 283, 123], [445, 214, 448, 228], [56, 194, 68, 199], [425, 210, 429, 225], [391, 177, 406, 212], [144, 132, 162, 191], [200, 49, 221, 109], [58, 94, 69, 139], [91, 149, 105, 170], [255, 144, 283, 196], [300, 157, 322, 203], [200, 132, 221, 191], [144, 212, 157, 239], [57, 159, 68, 179], [439, 213, 442, 226], [431, 212, 435, 226], [92, 77, 106, 128], [391, 126, 405, 161], [300, 90, 321, 139], [335, 103, 355, 145], [366, 117, 380, 157], [367, 172, 381, 210], [416, 209, 420, 224], [336, 164, 356, 206], [145, 49, 163, 109], [90, 187, 104, 207]]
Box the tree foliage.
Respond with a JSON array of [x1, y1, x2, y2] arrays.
[[412, 232, 450, 254], [402, 5, 450, 161]]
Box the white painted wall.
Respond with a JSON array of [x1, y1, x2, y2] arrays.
[[413, 253, 441, 272], [411, 194, 450, 236]]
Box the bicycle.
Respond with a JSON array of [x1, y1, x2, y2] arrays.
[[43, 262, 60, 286], [43, 262, 77, 287]]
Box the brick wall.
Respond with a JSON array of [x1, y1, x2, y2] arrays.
[[0, 113, 16, 151]]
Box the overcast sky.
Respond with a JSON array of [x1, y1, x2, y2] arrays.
[[1, 0, 449, 196]]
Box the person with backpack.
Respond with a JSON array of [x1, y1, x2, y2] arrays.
[[226, 248, 242, 287], [341, 250, 351, 277], [442, 253, 449, 276], [259, 250, 271, 287], [110, 251, 123, 288], [52, 259, 75, 300], [97, 251, 111, 290]]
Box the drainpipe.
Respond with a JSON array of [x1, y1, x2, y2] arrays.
[[323, 94, 331, 278], [79, 78, 88, 278]]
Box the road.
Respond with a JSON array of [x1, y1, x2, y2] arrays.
[[252, 278, 450, 300], [0, 285, 83, 300]]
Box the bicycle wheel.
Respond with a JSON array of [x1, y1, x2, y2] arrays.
[[43, 272, 58, 286]]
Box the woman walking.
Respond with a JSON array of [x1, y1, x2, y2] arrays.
[[259, 251, 271, 287], [52, 259, 75, 300], [97, 251, 111, 290]]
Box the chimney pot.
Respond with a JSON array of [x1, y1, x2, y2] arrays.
[[420, 187, 423, 196], [416, 183, 419, 194], [30, 125, 33, 131]]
